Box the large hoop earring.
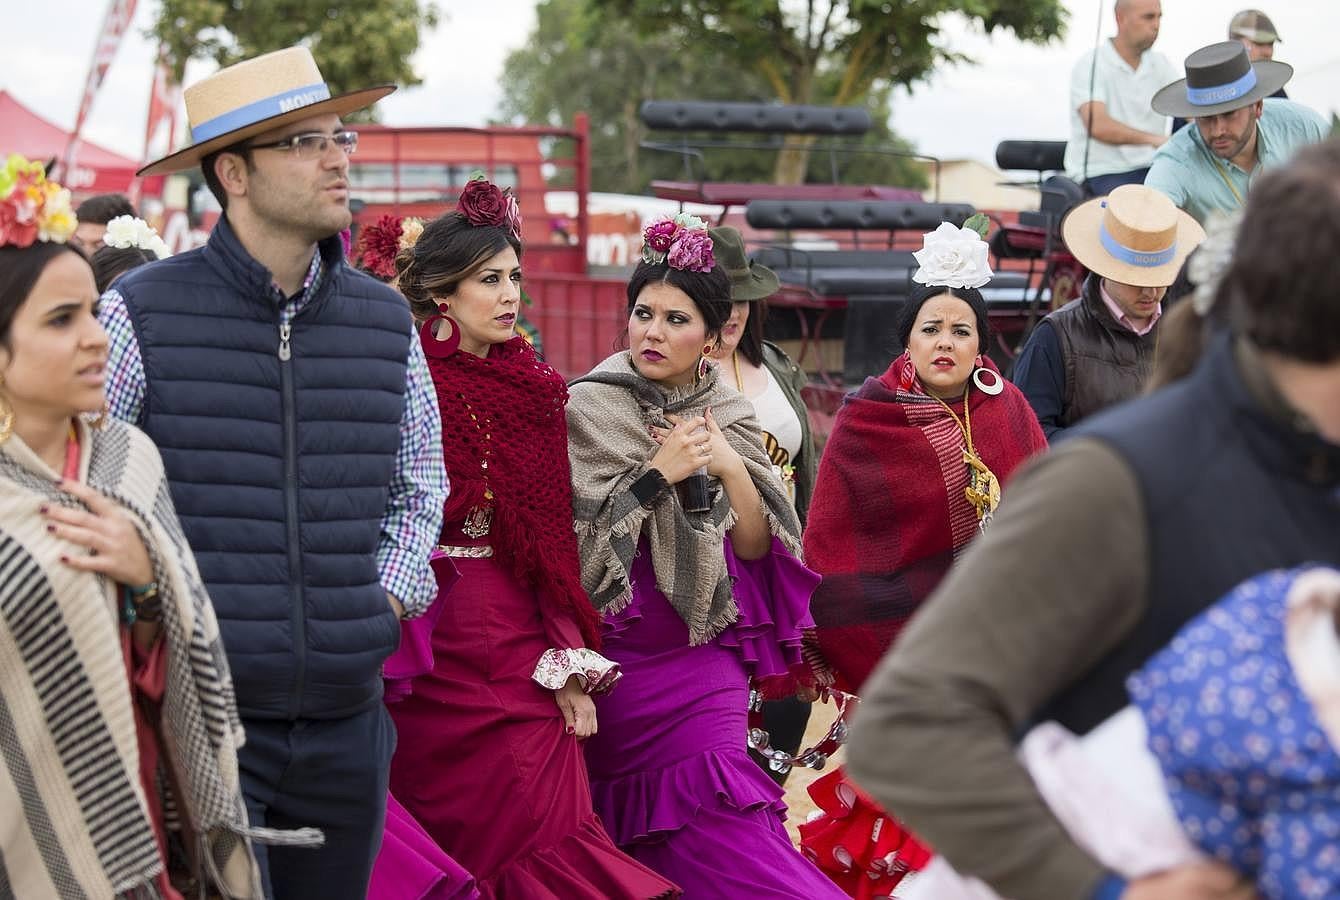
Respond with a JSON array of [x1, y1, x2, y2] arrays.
[[972, 365, 1004, 396], [420, 304, 461, 359]]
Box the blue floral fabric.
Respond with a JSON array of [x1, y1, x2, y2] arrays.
[[1128, 567, 1340, 900]]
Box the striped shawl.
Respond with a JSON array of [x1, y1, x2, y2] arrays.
[[567, 352, 802, 644], [0, 420, 262, 899]]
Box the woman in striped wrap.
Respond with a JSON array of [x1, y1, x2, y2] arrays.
[[0, 198, 261, 899]]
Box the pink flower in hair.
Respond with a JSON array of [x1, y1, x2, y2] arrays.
[[667, 228, 716, 273], [643, 218, 678, 256], [503, 192, 523, 240]]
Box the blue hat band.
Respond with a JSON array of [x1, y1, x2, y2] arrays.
[[1099, 222, 1177, 268], [1186, 68, 1257, 107], [191, 83, 332, 143]]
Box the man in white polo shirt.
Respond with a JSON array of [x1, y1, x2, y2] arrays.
[[1064, 0, 1180, 195]]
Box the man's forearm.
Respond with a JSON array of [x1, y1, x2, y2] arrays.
[[1081, 105, 1164, 148]]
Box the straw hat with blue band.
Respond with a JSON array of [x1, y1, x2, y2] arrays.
[[1151, 41, 1292, 120], [137, 46, 395, 177], [1061, 185, 1206, 288]]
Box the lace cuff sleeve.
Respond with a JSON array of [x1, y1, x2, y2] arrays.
[[531, 648, 622, 694]]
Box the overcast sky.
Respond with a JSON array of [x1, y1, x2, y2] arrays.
[[4, 0, 1337, 172]]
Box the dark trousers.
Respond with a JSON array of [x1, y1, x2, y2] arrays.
[[748, 697, 814, 786], [239, 704, 395, 900], [1082, 167, 1150, 198]]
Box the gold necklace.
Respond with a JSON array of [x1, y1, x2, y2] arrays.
[[456, 390, 495, 538], [732, 351, 744, 391], [930, 385, 1001, 529]]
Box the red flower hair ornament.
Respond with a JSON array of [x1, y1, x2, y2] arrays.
[[354, 214, 425, 281], [457, 176, 522, 241]]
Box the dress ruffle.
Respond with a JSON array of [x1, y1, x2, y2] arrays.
[[590, 746, 788, 847], [605, 536, 819, 689], [798, 767, 932, 899], [479, 815, 679, 900], [371, 795, 479, 900], [383, 554, 457, 704]]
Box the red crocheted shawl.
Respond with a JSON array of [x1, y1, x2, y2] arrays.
[[803, 354, 1047, 693], [426, 337, 601, 647]]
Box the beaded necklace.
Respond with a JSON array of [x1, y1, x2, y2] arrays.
[[456, 389, 495, 538], [930, 384, 1001, 530]]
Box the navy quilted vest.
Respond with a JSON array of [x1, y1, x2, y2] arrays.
[[1038, 335, 1340, 733], [114, 219, 412, 720]]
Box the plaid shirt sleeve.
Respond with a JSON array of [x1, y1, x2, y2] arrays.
[[97, 288, 147, 426], [379, 334, 447, 618]]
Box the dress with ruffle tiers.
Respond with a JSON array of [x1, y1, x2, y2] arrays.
[[377, 551, 676, 899], [584, 537, 847, 898]]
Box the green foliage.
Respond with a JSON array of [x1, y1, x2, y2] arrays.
[[151, 0, 439, 121], [500, 0, 930, 192], [963, 213, 990, 238], [589, 0, 1067, 110]]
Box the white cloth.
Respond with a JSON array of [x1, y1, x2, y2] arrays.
[[1064, 39, 1179, 181], [902, 708, 1203, 900], [750, 367, 804, 465]]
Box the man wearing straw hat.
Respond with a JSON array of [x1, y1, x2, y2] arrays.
[[1012, 185, 1204, 440], [98, 47, 447, 899], [1144, 40, 1327, 225]]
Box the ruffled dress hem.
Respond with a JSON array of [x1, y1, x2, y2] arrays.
[[590, 747, 788, 847], [477, 815, 679, 900]]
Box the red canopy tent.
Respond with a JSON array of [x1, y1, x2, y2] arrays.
[[1, 89, 148, 196]]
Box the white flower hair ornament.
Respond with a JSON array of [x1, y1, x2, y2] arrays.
[[102, 215, 171, 260], [911, 216, 993, 290]]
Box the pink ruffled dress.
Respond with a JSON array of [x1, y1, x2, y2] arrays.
[[583, 537, 847, 898]]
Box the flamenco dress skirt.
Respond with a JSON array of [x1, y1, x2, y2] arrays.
[[386, 555, 678, 899], [584, 538, 847, 899]]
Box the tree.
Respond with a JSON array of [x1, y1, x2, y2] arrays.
[[500, 0, 926, 193], [589, 0, 1067, 182], [151, 0, 439, 120]]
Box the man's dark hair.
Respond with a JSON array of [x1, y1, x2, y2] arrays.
[[1220, 137, 1340, 362], [74, 193, 135, 225], [200, 145, 251, 212]]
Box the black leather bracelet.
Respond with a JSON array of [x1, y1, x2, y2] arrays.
[[631, 467, 671, 509]]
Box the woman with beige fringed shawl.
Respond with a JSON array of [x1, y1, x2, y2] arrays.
[[0, 157, 261, 900]]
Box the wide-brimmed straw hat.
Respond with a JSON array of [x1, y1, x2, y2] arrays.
[[1152, 41, 1292, 119], [138, 47, 395, 177], [708, 225, 780, 301], [1062, 184, 1206, 288]]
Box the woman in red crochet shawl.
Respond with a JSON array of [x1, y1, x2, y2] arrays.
[[798, 223, 1047, 898], [372, 181, 678, 900]]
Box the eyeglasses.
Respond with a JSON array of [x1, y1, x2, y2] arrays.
[[245, 130, 358, 159]]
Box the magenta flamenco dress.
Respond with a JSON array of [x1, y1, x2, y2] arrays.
[[583, 537, 849, 898]]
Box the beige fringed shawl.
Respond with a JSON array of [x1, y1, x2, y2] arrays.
[[567, 352, 802, 644], [0, 420, 262, 899]]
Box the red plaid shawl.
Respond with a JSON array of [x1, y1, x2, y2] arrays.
[[804, 355, 1047, 692]]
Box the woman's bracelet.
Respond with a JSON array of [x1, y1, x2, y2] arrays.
[[121, 581, 162, 625]]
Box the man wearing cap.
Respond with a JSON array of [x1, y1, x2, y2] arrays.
[[97, 48, 447, 899], [1145, 41, 1327, 225], [1012, 185, 1204, 440], [1229, 8, 1286, 68], [845, 139, 1340, 899], [1064, 0, 1180, 195]]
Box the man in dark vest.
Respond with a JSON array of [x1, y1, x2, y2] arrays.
[[1012, 183, 1205, 440], [847, 139, 1340, 899], [98, 48, 447, 899]]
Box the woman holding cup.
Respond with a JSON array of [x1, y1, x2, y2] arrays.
[[566, 216, 842, 896]]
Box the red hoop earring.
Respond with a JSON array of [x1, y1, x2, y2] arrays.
[[420, 304, 461, 358]]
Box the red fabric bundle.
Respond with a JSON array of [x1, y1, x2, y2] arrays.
[[803, 354, 1046, 693], [426, 336, 601, 647], [799, 768, 933, 899]]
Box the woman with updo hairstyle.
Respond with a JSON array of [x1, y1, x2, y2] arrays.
[[377, 179, 678, 899], [797, 223, 1047, 895], [0, 158, 260, 897], [566, 217, 844, 896]]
